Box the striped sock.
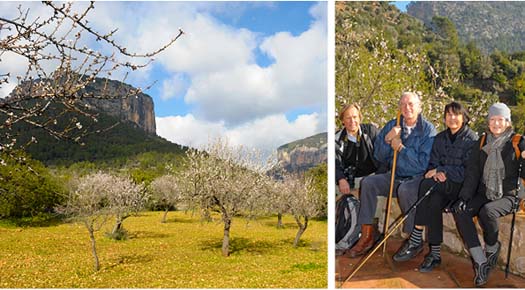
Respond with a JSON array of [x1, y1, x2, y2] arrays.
[[430, 243, 441, 258], [409, 227, 423, 246]]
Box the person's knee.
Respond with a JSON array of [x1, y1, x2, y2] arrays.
[[479, 205, 498, 220]]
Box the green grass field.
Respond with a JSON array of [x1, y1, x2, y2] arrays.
[[0, 211, 327, 288]]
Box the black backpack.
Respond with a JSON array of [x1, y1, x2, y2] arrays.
[[335, 194, 360, 252]]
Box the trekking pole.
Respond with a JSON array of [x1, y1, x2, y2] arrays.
[[383, 110, 402, 256], [505, 156, 522, 278], [345, 181, 439, 283]]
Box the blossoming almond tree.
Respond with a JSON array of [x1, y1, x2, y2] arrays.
[[149, 174, 182, 223], [280, 174, 324, 247], [106, 175, 148, 238], [180, 138, 272, 257], [56, 172, 114, 271]]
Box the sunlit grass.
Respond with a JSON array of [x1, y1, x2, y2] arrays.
[[0, 211, 327, 288]]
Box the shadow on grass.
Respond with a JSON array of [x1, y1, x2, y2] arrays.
[[199, 237, 283, 255], [128, 231, 171, 240], [262, 220, 297, 229], [161, 217, 195, 224], [107, 254, 153, 269], [280, 262, 325, 274], [0, 215, 64, 228], [278, 238, 324, 251]]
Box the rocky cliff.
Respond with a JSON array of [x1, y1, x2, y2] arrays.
[[277, 132, 327, 174], [83, 78, 156, 135]]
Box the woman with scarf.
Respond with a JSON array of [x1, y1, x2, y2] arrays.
[[451, 102, 525, 287]]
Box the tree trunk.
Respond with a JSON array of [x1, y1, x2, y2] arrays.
[[161, 208, 169, 223], [86, 223, 100, 271], [112, 215, 123, 235], [222, 216, 231, 257], [293, 215, 309, 247], [277, 212, 283, 228]]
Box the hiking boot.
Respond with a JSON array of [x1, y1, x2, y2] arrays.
[[392, 239, 423, 262], [418, 254, 441, 273], [474, 261, 490, 287], [347, 224, 377, 258], [486, 241, 501, 270]]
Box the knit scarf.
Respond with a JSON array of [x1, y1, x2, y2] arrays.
[[482, 128, 513, 200]]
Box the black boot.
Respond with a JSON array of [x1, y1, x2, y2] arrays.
[[473, 261, 490, 287], [486, 241, 501, 270]]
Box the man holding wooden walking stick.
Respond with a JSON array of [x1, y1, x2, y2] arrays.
[[346, 91, 437, 258]]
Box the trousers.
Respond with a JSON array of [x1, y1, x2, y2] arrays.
[[358, 172, 423, 234], [414, 178, 462, 244], [453, 193, 517, 248]]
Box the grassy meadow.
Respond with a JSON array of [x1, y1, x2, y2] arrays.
[[0, 211, 326, 288]]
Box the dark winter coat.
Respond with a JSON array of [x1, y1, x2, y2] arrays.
[[459, 131, 525, 201], [428, 125, 478, 184], [335, 123, 379, 184]]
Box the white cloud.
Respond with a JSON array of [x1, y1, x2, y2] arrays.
[[156, 112, 321, 153], [82, 2, 327, 126], [1, 2, 327, 152], [160, 73, 188, 100]]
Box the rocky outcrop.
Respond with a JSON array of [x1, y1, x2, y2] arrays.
[[277, 132, 327, 174], [84, 78, 156, 135]]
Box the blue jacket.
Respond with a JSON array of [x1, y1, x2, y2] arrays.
[[374, 114, 437, 178]]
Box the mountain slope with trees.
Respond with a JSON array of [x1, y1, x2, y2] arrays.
[[336, 1, 525, 133], [407, 1, 525, 54]]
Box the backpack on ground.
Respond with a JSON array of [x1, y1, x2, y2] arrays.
[[335, 194, 360, 253]]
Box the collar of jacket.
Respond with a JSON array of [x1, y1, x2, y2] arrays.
[[400, 114, 425, 136]]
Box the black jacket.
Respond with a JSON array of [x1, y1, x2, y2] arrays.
[[459, 131, 525, 201], [428, 125, 478, 184], [335, 123, 378, 184]]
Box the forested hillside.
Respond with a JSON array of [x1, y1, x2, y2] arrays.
[[336, 1, 525, 133], [407, 1, 525, 54]]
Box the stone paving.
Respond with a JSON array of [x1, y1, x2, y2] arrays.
[[336, 238, 525, 288]]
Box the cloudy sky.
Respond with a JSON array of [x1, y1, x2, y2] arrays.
[[1, 1, 327, 154]]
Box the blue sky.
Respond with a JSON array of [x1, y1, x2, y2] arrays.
[[392, 1, 410, 12], [0, 1, 327, 154]]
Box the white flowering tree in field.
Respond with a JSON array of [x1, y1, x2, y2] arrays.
[[106, 175, 148, 238], [56, 172, 114, 271], [57, 171, 148, 270], [280, 174, 324, 247], [264, 177, 290, 228], [0, 2, 183, 158], [180, 138, 272, 257], [149, 174, 182, 223]]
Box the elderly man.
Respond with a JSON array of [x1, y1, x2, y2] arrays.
[[347, 92, 437, 258], [335, 103, 378, 195]]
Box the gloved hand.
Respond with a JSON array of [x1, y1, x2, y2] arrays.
[[451, 198, 468, 213]]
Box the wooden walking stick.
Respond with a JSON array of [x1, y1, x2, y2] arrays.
[[382, 110, 402, 256]]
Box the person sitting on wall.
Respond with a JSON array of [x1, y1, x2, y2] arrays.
[[335, 103, 379, 196], [346, 91, 437, 258], [391, 101, 478, 272], [451, 102, 525, 287]]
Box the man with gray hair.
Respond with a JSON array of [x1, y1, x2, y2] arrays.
[[347, 92, 437, 258]]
